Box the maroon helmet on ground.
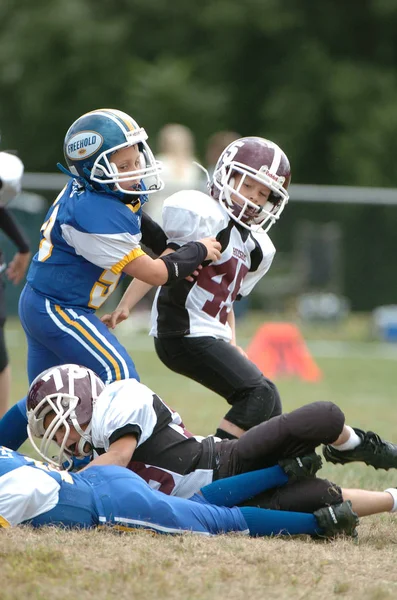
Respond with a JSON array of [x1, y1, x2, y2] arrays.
[[210, 136, 291, 233], [27, 364, 104, 468]]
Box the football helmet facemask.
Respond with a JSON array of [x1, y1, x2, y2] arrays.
[[60, 108, 164, 202], [210, 136, 291, 233], [27, 364, 104, 469]]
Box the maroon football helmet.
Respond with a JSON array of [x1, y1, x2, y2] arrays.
[[27, 364, 105, 468], [210, 136, 291, 233]]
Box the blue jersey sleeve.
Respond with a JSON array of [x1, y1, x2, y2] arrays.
[[26, 180, 146, 309]]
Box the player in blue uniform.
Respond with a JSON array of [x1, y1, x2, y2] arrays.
[[0, 109, 221, 451], [0, 446, 357, 537]]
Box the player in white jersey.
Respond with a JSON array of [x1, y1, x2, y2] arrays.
[[26, 364, 397, 520], [101, 135, 397, 472], [0, 109, 221, 451], [102, 137, 290, 440]]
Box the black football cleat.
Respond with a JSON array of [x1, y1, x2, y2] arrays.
[[314, 500, 359, 539], [278, 452, 323, 480], [323, 428, 397, 471]]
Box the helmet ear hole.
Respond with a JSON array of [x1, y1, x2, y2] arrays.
[[92, 165, 105, 178]]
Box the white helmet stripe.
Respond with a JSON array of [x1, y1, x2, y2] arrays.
[[269, 144, 282, 173], [69, 372, 74, 397], [85, 110, 131, 135]]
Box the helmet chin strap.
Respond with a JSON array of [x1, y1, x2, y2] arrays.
[[57, 162, 100, 193], [115, 183, 145, 206], [57, 162, 86, 182]]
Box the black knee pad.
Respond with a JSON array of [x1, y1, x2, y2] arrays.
[[281, 401, 345, 447], [308, 401, 345, 445], [224, 380, 282, 430], [275, 478, 344, 513]]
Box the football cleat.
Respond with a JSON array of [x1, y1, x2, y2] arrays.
[[278, 452, 323, 480], [323, 428, 397, 471], [314, 500, 359, 539]]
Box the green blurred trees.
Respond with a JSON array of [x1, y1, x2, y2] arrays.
[[1, 0, 397, 309], [2, 0, 397, 183]]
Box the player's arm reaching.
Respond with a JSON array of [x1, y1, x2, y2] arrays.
[[102, 246, 203, 329], [101, 278, 154, 329], [80, 434, 138, 471], [62, 198, 221, 293], [101, 271, 166, 330], [81, 380, 164, 471], [121, 236, 220, 287], [102, 191, 218, 329]]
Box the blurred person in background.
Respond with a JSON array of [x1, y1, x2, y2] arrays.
[[203, 130, 242, 183], [103, 136, 290, 440], [144, 123, 201, 226], [0, 151, 31, 417], [0, 109, 221, 451]]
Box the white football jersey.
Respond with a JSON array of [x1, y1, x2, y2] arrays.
[[0, 447, 64, 526], [150, 190, 276, 341], [91, 379, 217, 498]]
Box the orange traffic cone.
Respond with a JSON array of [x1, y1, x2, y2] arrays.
[[246, 322, 322, 382]]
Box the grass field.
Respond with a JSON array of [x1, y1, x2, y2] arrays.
[[2, 313, 397, 599]]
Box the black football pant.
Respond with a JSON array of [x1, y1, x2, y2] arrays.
[[154, 335, 282, 430], [215, 400, 345, 512]]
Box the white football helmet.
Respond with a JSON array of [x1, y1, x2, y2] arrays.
[[210, 136, 291, 233], [27, 364, 104, 469]]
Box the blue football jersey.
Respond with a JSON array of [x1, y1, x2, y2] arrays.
[[27, 179, 145, 310], [0, 446, 85, 528], [0, 448, 247, 535]]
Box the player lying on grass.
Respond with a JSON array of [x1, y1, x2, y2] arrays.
[[25, 364, 397, 525], [0, 445, 361, 538]]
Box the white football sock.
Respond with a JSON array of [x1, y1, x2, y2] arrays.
[[384, 488, 397, 512], [331, 425, 362, 451]]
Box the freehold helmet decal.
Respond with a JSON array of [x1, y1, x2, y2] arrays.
[[66, 131, 104, 161]]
